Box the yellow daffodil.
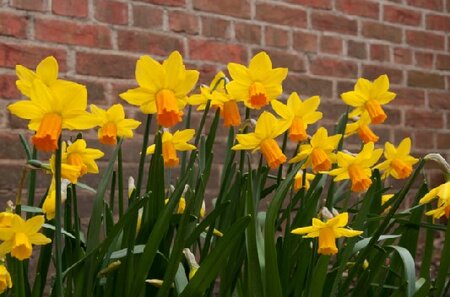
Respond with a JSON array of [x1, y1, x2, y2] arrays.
[[120, 51, 199, 128], [0, 213, 14, 228], [0, 215, 51, 260], [90, 104, 141, 145], [271, 93, 323, 142], [291, 212, 362, 255], [227, 52, 288, 110], [289, 127, 341, 173], [328, 142, 383, 193], [63, 139, 104, 176], [165, 197, 186, 215], [8, 76, 96, 152], [419, 181, 450, 219], [189, 72, 242, 127], [341, 75, 396, 124], [42, 179, 70, 220], [232, 112, 287, 169], [382, 194, 394, 206], [294, 170, 315, 191], [375, 138, 418, 180], [345, 113, 379, 144], [49, 154, 81, 184], [146, 129, 196, 168], [0, 264, 12, 293]]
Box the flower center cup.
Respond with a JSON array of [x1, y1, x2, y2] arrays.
[[156, 89, 183, 128], [390, 158, 412, 179], [11, 232, 32, 260], [318, 227, 338, 255], [289, 117, 307, 142], [162, 141, 179, 168], [248, 82, 269, 109], [100, 122, 118, 145], [348, 164, 372, 192], [357, 125, 379, 144], [222, 100, 241, 127], [311, 148, 331, 172], [365, 100, 387, 124], [67, 153, 88, 176], [32, 113, 63, 152], [260, 138, 287, 169]]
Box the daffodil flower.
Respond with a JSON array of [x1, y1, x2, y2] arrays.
[[0, 264, 12, 293], [341, 74, 396, 124], [227, 52, 288, 110], [289, 127, 341, 173], [146, 129, 196, 168], [0, 215, 51, 260], [232, 112, 287, 169], [419, 181, 450, 219], [120, 51, 199, 128], [294, 170, 315, 191], [0, 213, 14, 228], [291, 212, 362, 255], [375, 138, 418, 180], [42, 178, 70, 220], [90, 104, 141, 145], [62, 139, 104, 176], [328, 142, 383, 192], [271, 93, 323, 142], [345, 112, 379, 144]]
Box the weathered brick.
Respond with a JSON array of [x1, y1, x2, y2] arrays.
[[285, 75, 333, 98], [415, 131, 435, 149], [117, 29, 183, 56], [0, 12, 27, 38], [406, 30, 445, 50], [426, 14, 450, 31], [362, 21, 402, 43], [285, 0, 332, 9], [256, 3, 307, 28], [436, 54, 450, 70], [429, 91, 450, 109], [189, 40, 246, 64], [169, 11, 199, 35], [383, 5, 422, 26], [194, 0, 251, 19], [383, 106, 402, 125], [436, 133, 450, 149], [408, 71, 445, 89], [362, 65, 403, 84], [52, 0, 88, 18], [0, 75, 20, 100], [293, 32, 318, 53], [254, 49, 306, 72], [336, 0, 379, 19], [415, 52, 434, 69], [393, 47, 412, 65], [234, 22, 261, 45], [76, 52, 135, 79], [390, 87, 425, 106], [201, 17, 231, 40], [132, 4, 163, 29], [0, 132, 27, 159], [265, 27, 289, 48], [370, 44, 390, 62], [407, 0, 443, 11], [10, 0, 47, 11], [320, 35, 342, 55], [0, 42, 67, 70], [337, 80, 355, 96], [405, 110, 443, 129], [320, 101, 348, 121], [35, 18, 112, 49], [347, 40, 367, 59], [312, 11, 357, 35], [67, 77, 107, 103], [134, 0, 185, 6], [94, 0, 128, 25], [310, 58, 357, 78]]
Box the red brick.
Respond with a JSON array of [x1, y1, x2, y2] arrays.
[[201, 17, 231, 40], [132, 5, 163, 29], [0, 132, 27, 159], [393, 47, 412, 65], [415, 52, 434, 69], [429, 91, 450, 109], [52, 0, 88, 18], [134, 0, 185, 6], [336, 0, 379, 19], [320, 35, 342, 55], [193, 0, 251, 19], [0, 12, 27, 38], [408, 71, 445, 89], [310, 58, 357, 78], [311, 11, 357, 35], [383, 5, 422, 26], [76, 52, 135, 79], [265, 27, 289, 48], [285, 75, 333, 98], [383, 106, 402, 125], [10, 0, 46, 11], [370, 44, 390, 62], [293, 32, 318, 53], [407, 0, 443, 11], [35, 18, 111, 49], [117, 29, 183, 56], [255, 48, 306, 72], [189, 40, 246, 64], [235, 23, 261, 45], [390, 87, 425, 106], [436, 54, 450, 70], [415, 131, 434, 149], [347, 40, 367, 59], [285, 0, 332, 9], [320, 102, 349, 121], [436, 133, 450, 149], [0, 42, 67, 71], [256, 3, 307, 28], [0, 75, 20, 100], [94, 0, 128, 25], [362, 65, 403, 84], [67, 77, 107, 103], [362, 21, 402, 43], [169, 11, 199, 35], [405, 110, 443, 129], [406, 30, 445, 50], [426, 14, 450, 31]]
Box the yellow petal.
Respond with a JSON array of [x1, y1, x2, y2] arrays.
[[146, 144, 156, 155], [291, 225, 319, 236], [36, 56, 58, 85], [28, 233, 52, 245], [23, 215, 45, 235], [334, 227, 363, 238]]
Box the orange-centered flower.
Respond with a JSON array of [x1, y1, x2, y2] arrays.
[[291, 212, 362, 255], [345, 113, 379, 144], [232, 112, 288, 169], [341, 75, 396, 124], [328, 142, 383, 193], [227, 52, 288, 110], [63, 139, 104, 177], [120, 51, 199, 128], [419, 182, 450, 220], [375, 138, 418, 180], [294, 170, 315, 191]]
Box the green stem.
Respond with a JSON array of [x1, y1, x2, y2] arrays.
[[109, 171, 116, 214], [26, 148, 37, 219], [135, 114, 152, 200], [277, 131, 288, 184], [194, 100, 211, 146], [239, 108, 251, 173], [54, 137, 64, 296], [118, 144, 124, 217]]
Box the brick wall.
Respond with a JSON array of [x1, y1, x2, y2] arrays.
[[0, 0, 449, 204]]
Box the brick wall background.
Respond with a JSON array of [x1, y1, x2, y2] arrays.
[[0, 0, 449, 207]]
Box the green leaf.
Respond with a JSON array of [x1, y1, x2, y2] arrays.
[[386, 245, 417, 297], [310, 255, 330, 297], [353, 235, 401, 253]]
